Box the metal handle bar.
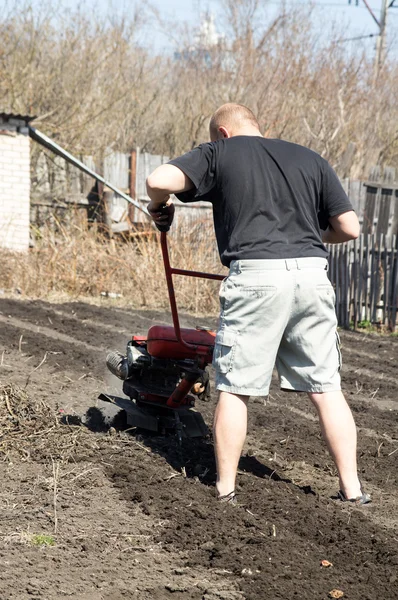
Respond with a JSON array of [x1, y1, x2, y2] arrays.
[[160, 232, 224, 353]]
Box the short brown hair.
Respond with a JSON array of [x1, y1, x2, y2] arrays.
[[209, 103, 260, 138]]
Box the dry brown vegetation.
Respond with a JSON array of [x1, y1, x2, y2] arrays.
[[0, 382, 80, 461], [0, 218, 224, 312], [1, 0, 397, 176]]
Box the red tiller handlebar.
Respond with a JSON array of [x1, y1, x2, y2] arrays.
[[160, 231, 224, 354]]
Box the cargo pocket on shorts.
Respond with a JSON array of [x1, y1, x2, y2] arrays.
[[335, 331, 342, 371], [213, 329, 238, 374]]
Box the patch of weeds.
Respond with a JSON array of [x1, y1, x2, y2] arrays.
[[357, 320, 373, 330], [31, 534, 55, 547], [354, 320, 398, 335]]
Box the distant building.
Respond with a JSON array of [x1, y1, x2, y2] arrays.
[[0, 113, 33, 251], [174, 12, 225, 64], [195, 12, 223, 48]]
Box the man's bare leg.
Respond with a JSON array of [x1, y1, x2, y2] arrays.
[[308, 390, 362, 499], [213, 391, 249, 497]]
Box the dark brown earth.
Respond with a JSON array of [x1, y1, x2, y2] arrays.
[[0, 296, 397, 600]]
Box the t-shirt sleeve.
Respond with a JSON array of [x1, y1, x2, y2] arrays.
[[168, 143, 217, 203], [318, 160, 354, 230]]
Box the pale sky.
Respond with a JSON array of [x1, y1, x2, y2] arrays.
[[145, 0, 398, 58], [2, 0, 398, 56]]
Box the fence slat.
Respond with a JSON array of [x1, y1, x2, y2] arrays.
[[383, 234, 388, 325], [351, 238, 357, 327], [370, 235, 377, 323], [344, 244, 348, 326], [358, 234, 363, 323], [390, 237, 398, 331]]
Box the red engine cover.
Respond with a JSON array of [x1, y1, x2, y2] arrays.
[[147, 325, 215, 361]]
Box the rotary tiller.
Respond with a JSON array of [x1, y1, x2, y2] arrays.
[[100, 231, 224, 440]]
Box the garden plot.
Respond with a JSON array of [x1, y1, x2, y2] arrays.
[[0, 298, 397, 600]]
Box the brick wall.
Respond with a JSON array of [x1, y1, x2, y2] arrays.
[[0, 126, 30, 251]]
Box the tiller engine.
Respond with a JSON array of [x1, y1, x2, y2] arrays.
[[100, 231, 224, 439]]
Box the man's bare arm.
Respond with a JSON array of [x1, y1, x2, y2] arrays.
[[146, 165, 194, 229], [146, 165, 194, 208], [322, 210, 360, 244]]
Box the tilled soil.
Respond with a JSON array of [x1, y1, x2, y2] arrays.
[[0, 296, 397, 600]]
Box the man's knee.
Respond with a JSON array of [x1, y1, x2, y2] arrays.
[[308, 390, 345, 408]]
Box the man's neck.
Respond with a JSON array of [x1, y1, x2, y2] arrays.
[[231, 126, 263, 138]]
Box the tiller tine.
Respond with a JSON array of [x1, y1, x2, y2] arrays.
[[97, 393, 208, 438], [97, 393, 159, 432], [176, 409, 208, 438]]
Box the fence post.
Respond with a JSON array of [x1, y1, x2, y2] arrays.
[[363, 184, 378, 234], [389, 235, 398, 331]]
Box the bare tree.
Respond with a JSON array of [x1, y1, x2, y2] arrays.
[[0, 0, 397, 176]]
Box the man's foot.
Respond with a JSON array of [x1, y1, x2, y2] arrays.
[[338, 488, 371, 505], [217, 490, 237, 505]]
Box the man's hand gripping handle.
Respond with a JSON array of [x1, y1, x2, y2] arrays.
[[148, 200, 175, 232]]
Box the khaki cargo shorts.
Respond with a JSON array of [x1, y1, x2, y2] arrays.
[[213, 258, 341, 396]]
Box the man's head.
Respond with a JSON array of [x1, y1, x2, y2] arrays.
[[209, 103, 261, 141]]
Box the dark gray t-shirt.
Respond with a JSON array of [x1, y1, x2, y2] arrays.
[[169, 136, 353, 267]]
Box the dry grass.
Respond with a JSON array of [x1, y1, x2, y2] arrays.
[[0, 220, 225, 315], [0, 382, 94, 461]]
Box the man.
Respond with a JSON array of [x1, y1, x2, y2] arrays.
[[146, 103, 370, 506]]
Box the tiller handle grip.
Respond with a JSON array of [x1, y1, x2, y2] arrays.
[[153, 203, 175, 232]]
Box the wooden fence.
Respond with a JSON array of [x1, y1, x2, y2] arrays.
[[328, 234, 398, 331], [344, 167, 398, 239], [31, 147, 398, 237]]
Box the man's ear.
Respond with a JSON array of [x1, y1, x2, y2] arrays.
[[218, 126, 230, 138]]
